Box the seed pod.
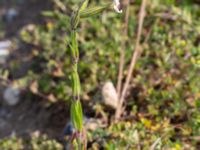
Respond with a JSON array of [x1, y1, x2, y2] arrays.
[[71, 12, 80, 29], [71, 0, 89, 29]]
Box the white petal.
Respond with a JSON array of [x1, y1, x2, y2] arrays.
[[113, 0, 120, 6], [114, 5, 122, 13], [113, 0, 122, 13]]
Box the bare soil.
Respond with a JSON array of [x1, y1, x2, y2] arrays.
[[0, 0, 68, 141]]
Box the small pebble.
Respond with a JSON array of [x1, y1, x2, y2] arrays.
[[3, 8, 18, 23], [102, 81, 118, 109], [0, 40, 11, 64], [3, 86, 20, 106]]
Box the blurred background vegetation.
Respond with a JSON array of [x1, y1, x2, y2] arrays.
[[0, 0, 200, 149]]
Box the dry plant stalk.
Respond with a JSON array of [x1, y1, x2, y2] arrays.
[[115, 0, 147, 120], [117, 0, 130, 96]]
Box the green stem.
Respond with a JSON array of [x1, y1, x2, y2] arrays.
[[68, 0, 118, 148]]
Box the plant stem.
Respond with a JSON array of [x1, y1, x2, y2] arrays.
[[117, 0, 130, 98], [115, 0, 147, 120], [68, 1, 114, 148]]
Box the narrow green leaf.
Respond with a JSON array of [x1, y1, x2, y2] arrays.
[[70, 31, 79, 58], [80, 3, 112, 18], [71, 100, 83, 131], [71, 71, 81, 99], [71, 102, 76, 129], [79, 0, 89, 12]]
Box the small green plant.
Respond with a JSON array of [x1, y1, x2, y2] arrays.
[[68, 0, 121, 148]]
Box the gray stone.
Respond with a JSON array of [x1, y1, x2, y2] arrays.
[[3, 86, 20, 106]]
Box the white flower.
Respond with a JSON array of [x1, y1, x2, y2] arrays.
[[113, 0, 122, 13]]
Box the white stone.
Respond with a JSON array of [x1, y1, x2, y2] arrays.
[[0, 40, 11, 64], [102, 81, 118, 109], [0, 40, 11, 49], [5, 8, 18, 23], [3, 86, 20, 106]]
